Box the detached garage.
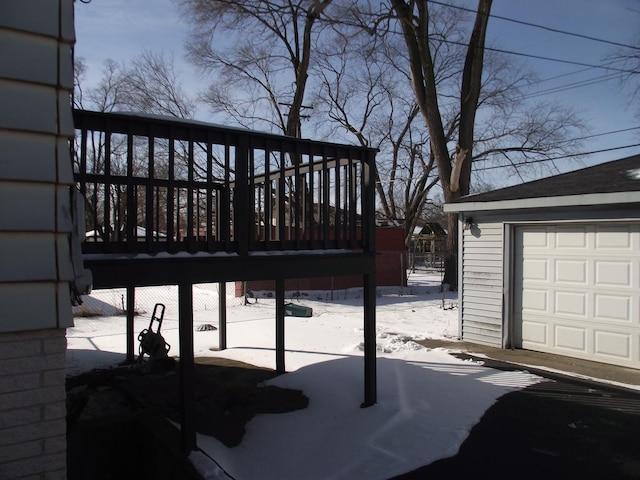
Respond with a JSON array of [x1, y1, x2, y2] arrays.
[[445, 155, 640, 369]]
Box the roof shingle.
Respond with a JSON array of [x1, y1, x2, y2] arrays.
[[452, 154, 640, 204]]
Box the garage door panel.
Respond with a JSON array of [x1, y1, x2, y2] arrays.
[[556, 226, 587, 248], [555, 259, 587, 283], [515, 223, 640, 369], [522, 258, 548, 281], [594, 330, 631, 360], [519, 228, 549, 248], [595, 261, 631, 287], [555, 325, 587, 352], [522, 320, 547, 345], [555, 291, 587, 317], [522, 288, 547, 312], [595, 294, 631, 322], [596, 224, 633, 249]]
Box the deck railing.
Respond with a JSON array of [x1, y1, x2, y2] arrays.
[[73, 109, 377, 256]]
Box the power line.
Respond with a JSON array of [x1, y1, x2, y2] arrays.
[[532, 66, 600, 86], [518, 73, 618, 100], [428, 0, 640, 51], [474, 143, 640, 172], [528, 58, 627, 86], [322, 17, 640, 76], [571, 126, 640, 142], [447, 39, 640, 74]]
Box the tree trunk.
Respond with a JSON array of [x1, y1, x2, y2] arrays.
[[391, 0, 493, 289], [285, 0, 332, 140], [451, 0, 492, 196]]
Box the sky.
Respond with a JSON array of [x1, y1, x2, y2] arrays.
[[73, 0, 640, 184], [67, 272, 546, 479]]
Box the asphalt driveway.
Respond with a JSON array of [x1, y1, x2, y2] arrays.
[[393, 352, 640, 479]]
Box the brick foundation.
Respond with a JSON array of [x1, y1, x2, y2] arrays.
[[0, 329, 67, 479]]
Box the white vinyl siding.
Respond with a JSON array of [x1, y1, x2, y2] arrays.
[[460, 222, 503, 346], [0, 0, 75, 331]]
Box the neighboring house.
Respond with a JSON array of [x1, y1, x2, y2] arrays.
[[0, 1, 76, 478], [410, 222, 447, 269], [445, 155, 640, 370]]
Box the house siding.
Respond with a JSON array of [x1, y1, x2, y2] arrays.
[[0, 1, 75, 477], [0, 0, 76, 331], [461, 221, 504, 346]]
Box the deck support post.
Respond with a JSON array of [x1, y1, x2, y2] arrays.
[[362, 271, 377, 407], [218, 281, 227, 350], [126, 286, 135, 363], [275, 278, 285, 374], [178, 283, 197, 453]]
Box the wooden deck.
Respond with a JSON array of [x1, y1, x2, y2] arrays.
[[74, 109, 377, 288], [73, 109, 378, 451]]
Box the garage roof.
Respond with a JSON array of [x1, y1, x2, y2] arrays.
[[445, 154, 640, 213]]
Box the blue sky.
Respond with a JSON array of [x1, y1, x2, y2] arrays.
[[74, 0, 640, 178]]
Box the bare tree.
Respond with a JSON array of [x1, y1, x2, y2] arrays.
[[73, 56, 87, 110], [119, 50, 196, 119], [172, 0, 587, 262], [352, 1, 586, 261], [607, 25, 640, 125], [177, 0, 334, 141], [312, 18, 442, 244], [315, 1, 585, 247], [288, 0, 587, 293], [73, 52, 198, 239], [382, 0, 492, 258]]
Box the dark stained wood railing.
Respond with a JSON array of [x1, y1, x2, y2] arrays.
[[73, 110, 379, 434], [73, 109, 377, 256]]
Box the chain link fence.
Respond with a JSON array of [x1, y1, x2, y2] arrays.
[[72, 251, 446, 319]]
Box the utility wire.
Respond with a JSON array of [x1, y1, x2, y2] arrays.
[[571, 126, 640, 142], [474, 143, 640, 172], [518, 73, 618, 100], [428, 0, 640, 51], [528, 58, 627, 86], [321, 16, 640, 75], [444, 39, 640, 74]]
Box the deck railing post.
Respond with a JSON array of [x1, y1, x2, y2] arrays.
[[126, 286, 135, 363], [364, 150, 377, 254], [218, 281, 227, 350], [235, 136, 250, 256], [362, 148, 377, 407], [362, 271, 377, 407], [178, 283, 196, 452], [275, 278, 285, 374]]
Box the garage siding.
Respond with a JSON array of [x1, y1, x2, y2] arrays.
[[461, 222, 504, 346]]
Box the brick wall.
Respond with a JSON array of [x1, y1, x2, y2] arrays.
[[0, 330, 67, 479], [0, 0, 76, 478]]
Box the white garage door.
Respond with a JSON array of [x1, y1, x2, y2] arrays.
[[514, 223, 640, 369]]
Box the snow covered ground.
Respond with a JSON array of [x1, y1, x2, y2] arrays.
[[67, 270, 542, 479]]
